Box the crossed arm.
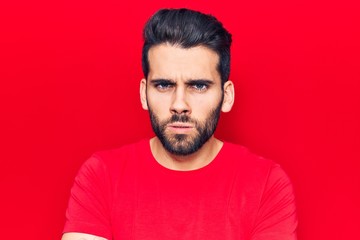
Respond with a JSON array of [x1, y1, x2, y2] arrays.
[[61, 233, 107, 240]]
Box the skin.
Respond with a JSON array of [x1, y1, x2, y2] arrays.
[[140, 43, 235, 171], [61, 43, 235, 239], [61, 232, 107, 240]]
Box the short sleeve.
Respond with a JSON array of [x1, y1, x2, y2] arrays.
[[251, 164, 298, 240], [63, 155, 112, 240]]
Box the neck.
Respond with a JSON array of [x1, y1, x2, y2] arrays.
[[150, 136, 223, 171]]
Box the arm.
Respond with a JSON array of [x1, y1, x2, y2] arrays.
[[63, 156, 112, 239], [62, 232, 107, 240], [251, 164, 298, 240]]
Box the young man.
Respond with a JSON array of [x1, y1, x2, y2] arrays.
[[62, 8, 297, 240]]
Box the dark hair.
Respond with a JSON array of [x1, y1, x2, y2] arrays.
[[142, 8, 232, 84]]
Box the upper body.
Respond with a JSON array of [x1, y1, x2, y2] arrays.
[[62, 8, 298, 240], [63, 139, 297, 240]]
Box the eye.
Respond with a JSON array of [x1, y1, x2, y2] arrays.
[[155, 82, 174, 91], [191, 83, 208, 92]]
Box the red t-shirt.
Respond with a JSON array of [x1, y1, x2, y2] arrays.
[[64, 139, 297, 239]]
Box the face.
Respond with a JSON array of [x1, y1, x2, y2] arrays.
[[141, 44, 227, 156]]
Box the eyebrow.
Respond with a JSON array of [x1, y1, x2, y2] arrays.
[[149, 78, 214, 85], [149, 79, 175, 84], [184, 79, 214, 85]]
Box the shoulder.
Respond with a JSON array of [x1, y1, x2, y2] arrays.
[[78, 139, 150, 177], [90, 139, 149, 164], [222, 141, 274, 172], [222, 142, 297, 232], [94, 139, 149, 159], [221, 142, 293, 191]]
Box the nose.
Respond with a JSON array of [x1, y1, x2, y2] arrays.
[[170, 86, 191, 115]]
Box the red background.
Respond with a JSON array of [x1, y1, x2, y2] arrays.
[[1, 0, 359, 239]]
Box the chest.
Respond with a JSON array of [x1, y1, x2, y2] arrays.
[[109, 167, 257, 240]]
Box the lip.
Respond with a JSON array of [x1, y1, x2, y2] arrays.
[[167, 122, 193, 128], [167, 122, 194, 133]]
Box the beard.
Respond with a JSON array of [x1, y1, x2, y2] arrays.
[[148, 96, 223, 156]]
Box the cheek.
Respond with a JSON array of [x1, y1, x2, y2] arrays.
[[189, 101, 214, 121], [189, 93, 222, 111], [147, 93, 171, 114]]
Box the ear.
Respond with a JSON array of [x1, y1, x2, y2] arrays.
[[140, 78, 148, 110], [221, 80, 235, 113]]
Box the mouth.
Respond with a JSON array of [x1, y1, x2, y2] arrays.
[[167, 122, 194, 133]]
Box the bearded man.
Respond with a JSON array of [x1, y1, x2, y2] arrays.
[[62, 8, 298, 240]]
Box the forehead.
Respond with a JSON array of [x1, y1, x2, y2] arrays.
[[147, 43, 220, 81]]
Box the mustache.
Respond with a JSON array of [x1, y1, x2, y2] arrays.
[[168, 114, 193, 124]]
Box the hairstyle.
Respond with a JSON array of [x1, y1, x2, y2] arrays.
[[142, 8, 232, 84]]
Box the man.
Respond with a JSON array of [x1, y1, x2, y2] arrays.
[[62, 8, 297, 240]]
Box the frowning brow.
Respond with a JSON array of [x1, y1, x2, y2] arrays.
[[149, 78, 214, 85], [149, 78, 175, 85], [184, 79, 214, 86]]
